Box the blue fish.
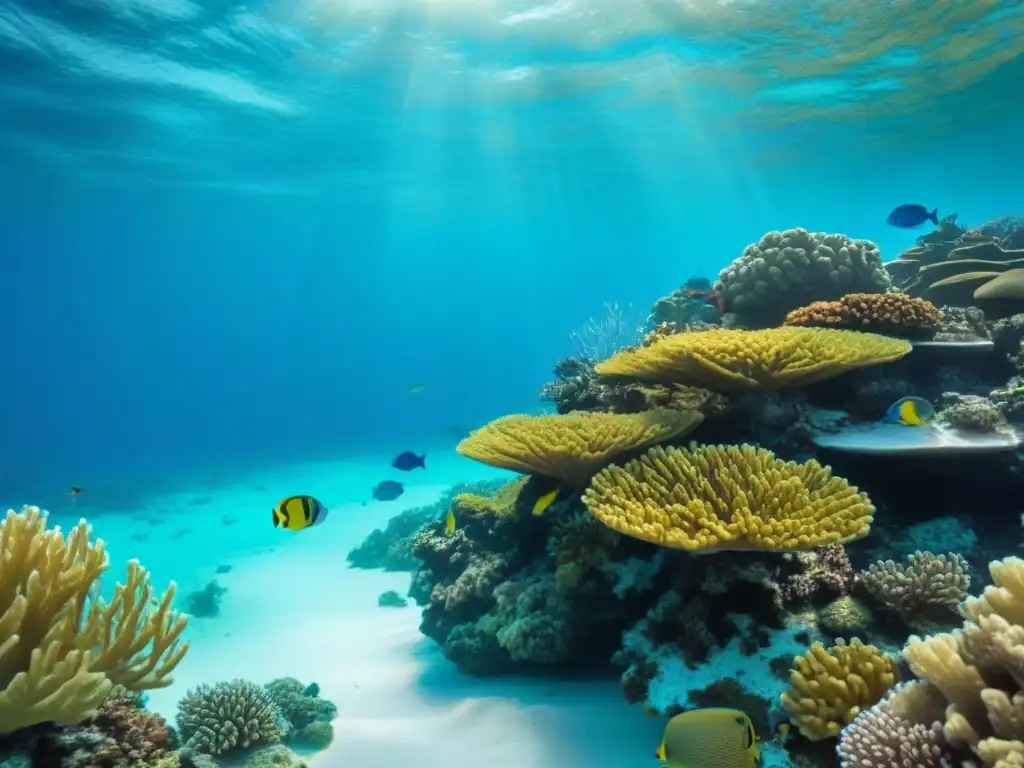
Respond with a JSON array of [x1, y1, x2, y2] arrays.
[[372, 480, 404, 501], [887, 204, 938, 229], [885, 396, 935, 426], [391, 451, 426, 471]]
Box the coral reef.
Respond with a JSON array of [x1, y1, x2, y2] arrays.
[[783, 292, 943, 339], [595, 327, 912, 389], [646, 279, 721, 329], [713, 228, 890, 325], [582, 444, 874, 553], [0, 505, 189, 734], [263, 677, 337, 747], [176, 679, 282, 755]]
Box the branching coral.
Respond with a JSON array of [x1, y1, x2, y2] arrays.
[[783, 292, 943, 339], [713, 228, 890, 324], [594, 327, 912, 390], [901, 557, 1024, 766], [176, 679, 282, 755], [780, 638, 899, 740], [456, 408, 703, 487], [581, 444, 874, 553], [837, 681, 955, 768], [860, 551, 970, 630], [0, 506, 189, 733]]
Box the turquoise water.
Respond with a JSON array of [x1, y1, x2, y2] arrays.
[[2, 1, 1024, 766]]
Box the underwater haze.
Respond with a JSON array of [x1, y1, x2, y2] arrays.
[[2, 0, 1023, 488]]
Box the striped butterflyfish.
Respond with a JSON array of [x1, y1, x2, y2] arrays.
[[273, 495, 329, 531]]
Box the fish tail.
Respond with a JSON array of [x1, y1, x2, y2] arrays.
[[929, 207, 939, 225], [418, 454, 426, 469]]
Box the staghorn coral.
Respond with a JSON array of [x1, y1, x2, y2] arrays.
[[780, 638, 900, 740], [837, 680, 956, 768], [713, 228, 890, 325], [901, 557, 1024, 767], [456, 408, 703, 487], [860, 552, 970, 631], [594, 327, 912, 390], [176, 679, 283, 755], [581, 444, 874, 554], [783, 292, 943, 340], [0, 505, 189, 733]]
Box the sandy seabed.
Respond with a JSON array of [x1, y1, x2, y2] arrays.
[[58, 450, 661, 768]]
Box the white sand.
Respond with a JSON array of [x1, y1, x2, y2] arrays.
[[68, 449, 661, 767]]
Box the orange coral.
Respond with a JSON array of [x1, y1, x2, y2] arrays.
[[784, 292, 942, 339]]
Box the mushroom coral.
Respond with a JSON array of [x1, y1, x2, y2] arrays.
[[455, 408, 703, 488], [594, 327, 911, 390], [0, 506, 189, 733], [581, 444, 874, 554]]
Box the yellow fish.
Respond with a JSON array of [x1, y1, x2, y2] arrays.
[[272, 495, 329, 532], [654, 708, 759, 768], [532, 488, 560, 517], [445, 506, 456, 536], [885, 396, 935, 426]]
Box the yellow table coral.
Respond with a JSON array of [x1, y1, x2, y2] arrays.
[[0, 506, 188, 733], [594, 327, 912, 390], [455, 408, 703, 488], [581, 444, 873, 553], [781, 638, 899, 740]]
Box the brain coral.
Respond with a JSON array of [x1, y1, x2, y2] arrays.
[[176, 679, 282, 755], [455, 408, 703, 487], [784, 292, 943, 340], [593, 327, 911, 390], [714, 228, 891, 325], [581, 444, 874, 553], [781, 638, 899, 740]]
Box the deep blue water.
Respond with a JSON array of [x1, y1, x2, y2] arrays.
[[2, 0, 1023, 499]]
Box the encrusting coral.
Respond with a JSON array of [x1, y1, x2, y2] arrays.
[[713, 228, 891, 325], [783, 292, 943, 339], [0, 505, 189, 734], [859, 551, 970, 630], [594, 327, 912, 390], [176, 678, 283, 755], [456, 408, 703, 487], [581, 444, 874, 553], [780, 638, 899, 740]]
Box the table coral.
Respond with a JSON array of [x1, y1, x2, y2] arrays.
[[0, 506, 189, 734], [176, 679, 282, 755], [594, 327, 912, 390], [783, 292, 943, 340], [456, 408, 703, 487], [581, 444, 874, 553], [713, 228, 890, 325], [780, 638, 899, 740]]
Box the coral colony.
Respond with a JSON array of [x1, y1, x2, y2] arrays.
[[352, 219, 1024, 767], [7, 218, 1024, 767]]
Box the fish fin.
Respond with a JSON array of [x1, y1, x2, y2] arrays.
[[929, 208, 939, 225], [272, 508, 279, 528], [418, 454, 426, 469]]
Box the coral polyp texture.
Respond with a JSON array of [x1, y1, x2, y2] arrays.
[[581, 444, 874, 553], [900, 556, 1024, 767], [780, 638, 899, 740], [455, 408, 703, 487], [859, 551, 970, 630], [713, 228, 891, 325], [0, 505, 189, 734], [176, 678, 283, 755], [593, 327, 912, 390], [783, 292, 943, 339]]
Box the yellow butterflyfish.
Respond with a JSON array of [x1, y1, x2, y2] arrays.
[[272, 495, 329, 532], [532, 488, 560, 517], [445, 506, 456, 536], [654, 708, 759, 768]]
